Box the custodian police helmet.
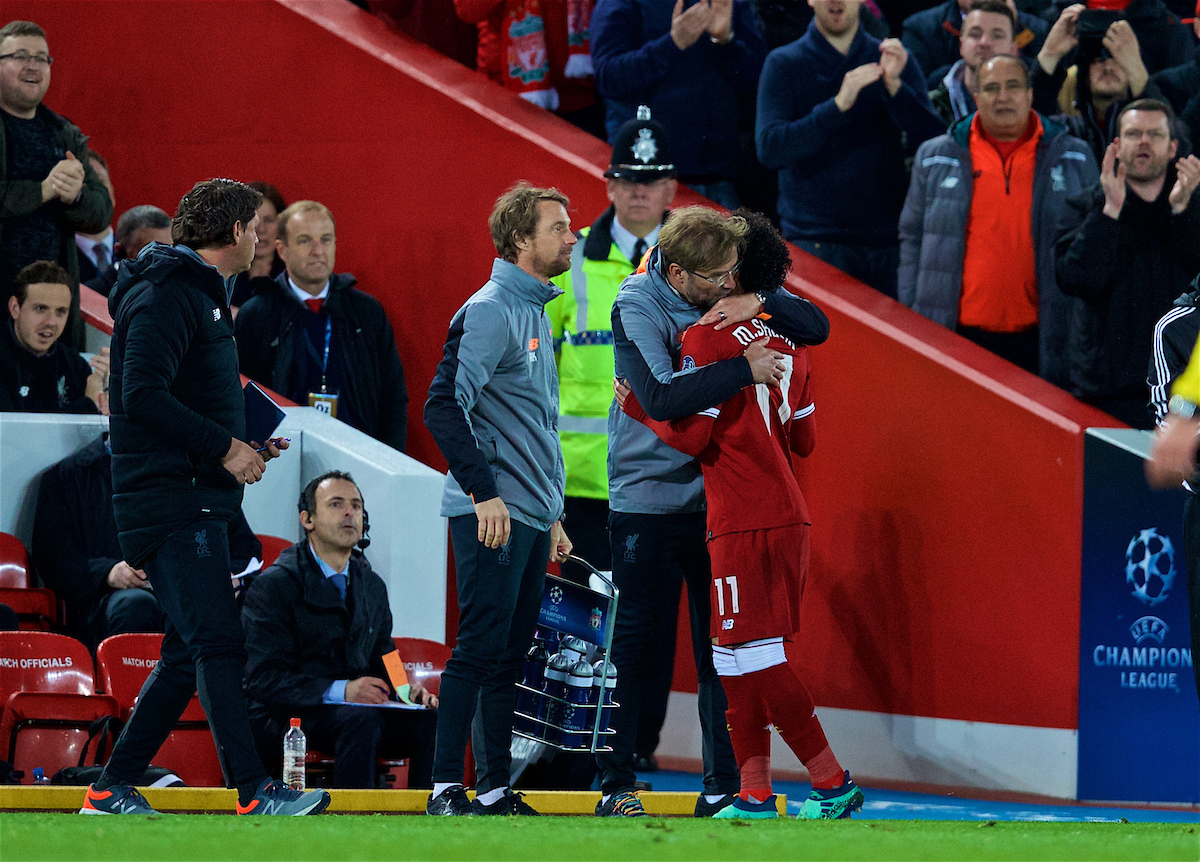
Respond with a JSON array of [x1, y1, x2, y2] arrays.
[[605, 106, 676, 182]]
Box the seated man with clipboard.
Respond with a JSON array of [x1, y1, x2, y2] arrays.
[[241, 470, 437, 788]]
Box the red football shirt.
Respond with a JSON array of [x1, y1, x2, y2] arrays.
[[624, 316, 814, 538]]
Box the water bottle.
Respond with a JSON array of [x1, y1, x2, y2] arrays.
[[562, 658, 594, 748], [283, 717, 306, 790], [592, 658, 618, 734], [31, 767, 49, 786], [539, 628, 561, 656], [515, 638, 549, 734], [559, 635, 587, 663], [538, 652, 572, 743]]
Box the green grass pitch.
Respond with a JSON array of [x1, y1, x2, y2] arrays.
[[0, 814, 1196, 862]]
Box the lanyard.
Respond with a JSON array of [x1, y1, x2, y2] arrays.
[[302, 317, 333, 392]]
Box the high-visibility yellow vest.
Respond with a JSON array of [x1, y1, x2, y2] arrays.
[[548, 212, 639, 500]]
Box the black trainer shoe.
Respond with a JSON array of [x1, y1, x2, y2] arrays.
[[80, 783, 160, 815], [472, 789, 539, 815], [595, 789, 647, 817], [236, 779, 331, 816], [426, 786, 475, 816], [694, 793, 736, 818]]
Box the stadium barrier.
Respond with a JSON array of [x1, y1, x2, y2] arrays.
[[10, 0, 1194, 801]]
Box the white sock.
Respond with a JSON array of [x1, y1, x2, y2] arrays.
[[601, 793, 611, 805], [432, 782, 461, 799], [476, 786, 508, 806], [704, 794, 728, 804]]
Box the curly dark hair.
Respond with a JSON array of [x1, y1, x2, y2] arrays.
[[731, 208, 791, 295]]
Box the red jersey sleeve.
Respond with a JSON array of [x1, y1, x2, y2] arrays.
[[789, 348, 815, 457]]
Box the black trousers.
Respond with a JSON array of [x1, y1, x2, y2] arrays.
[[102, 519, 267, 792], [252, 704, 437, 789], [1183, 495, 1200, 707], [433, 516, 549, 791], [598, 511, 738, 796]]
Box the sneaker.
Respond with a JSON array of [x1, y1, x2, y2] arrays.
[[694, 793, 736, 818], [472, 789, 539, 816], [236, 778, 331, 816], [797, 773, 864, 820], [79, 783, 160, 815], [713, 795, 778, 820], [595, 789, 648, 817], [426, 785, 475, 816]]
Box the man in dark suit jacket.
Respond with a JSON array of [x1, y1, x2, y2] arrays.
[[233, 201, 408, 452], [241, 471, 437, 788]]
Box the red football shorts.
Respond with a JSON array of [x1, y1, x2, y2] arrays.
[[707, 523, 808, 646]]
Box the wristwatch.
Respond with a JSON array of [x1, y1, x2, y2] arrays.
[[1169, 394, 1198, 419], [754, 291, 767, 314]]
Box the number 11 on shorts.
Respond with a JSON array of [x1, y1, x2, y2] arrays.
[[713, 576, 740, 615]]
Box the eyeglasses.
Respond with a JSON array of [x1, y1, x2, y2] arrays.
[[0, 51, 53, 67], [687, 259, 741, 288]]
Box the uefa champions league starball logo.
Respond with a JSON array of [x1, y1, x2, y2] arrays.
[[1124, 528, 1176, 608], [550, 585, 564, 605]]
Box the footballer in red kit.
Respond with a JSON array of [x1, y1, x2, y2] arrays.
[[620, 210, 864, 821]]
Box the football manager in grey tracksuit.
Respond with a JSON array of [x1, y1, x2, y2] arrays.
[[598, 206, 830, 817], [424, 183, 574, 817]]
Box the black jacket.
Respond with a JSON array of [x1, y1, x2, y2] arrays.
[[1039, 0, 1193, 77], [902, 0, 1049, 88], [241, 542, 393, 711], [0, 318, 98, 414], [1056, 170, 1200, 426], [32, 434, 262, 645], [1149, 281, 1200, 425], [0, 103, 112, 351], [107, 244, 246, 567], [1152, 45, 1200, 151], [234, 273, 408, 452]]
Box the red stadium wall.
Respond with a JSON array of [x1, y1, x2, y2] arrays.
[[14, 0, 1120, 734]]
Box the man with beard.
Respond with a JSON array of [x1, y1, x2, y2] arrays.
[[0, 20, 111, 349], [1032, 4, 1167, 164], [424, 183, 574, 816], [1056, 99, 1200, 427]]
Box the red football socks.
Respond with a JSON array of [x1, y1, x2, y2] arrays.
[[719, 673, 774, 802], [750, 661, 843, 788]]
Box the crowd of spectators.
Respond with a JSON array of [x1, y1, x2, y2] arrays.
[[4, 0, 1200, 792]]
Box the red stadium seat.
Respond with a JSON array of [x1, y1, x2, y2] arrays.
[[95, 633, 224, 786], [0, 631, 118, 783], [0, 588, 57, 631], [391, 637, 451, 698], [256, 534, 292, 569], [0, 533, 31, 589], [306, 639, 452, 790]]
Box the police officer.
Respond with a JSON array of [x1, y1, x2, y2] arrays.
[[548, 106, 678, 572]]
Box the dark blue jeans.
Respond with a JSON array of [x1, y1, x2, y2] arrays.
[[433, 516, 549, 791], [598, 511, 738, 796], [102, 519, 267, 794]]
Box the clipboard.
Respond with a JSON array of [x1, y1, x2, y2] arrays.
[[243, 380, 286, 446]]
